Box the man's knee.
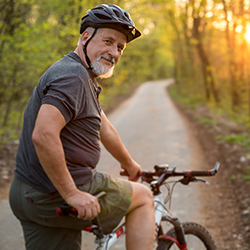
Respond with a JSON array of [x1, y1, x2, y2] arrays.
[[127, 182, 154, 213]]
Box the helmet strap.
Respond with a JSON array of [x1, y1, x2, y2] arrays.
[[83, 28, 97, 70]]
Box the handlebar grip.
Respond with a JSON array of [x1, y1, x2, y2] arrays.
[[120, 170, 142, 181], [186, 162, 220, 177], [120, 170, 129, 176], [57, 205, 78, 217]]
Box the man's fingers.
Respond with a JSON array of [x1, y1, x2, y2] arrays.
[[77, 201, 100, 220], [129, 171, 141, 182]]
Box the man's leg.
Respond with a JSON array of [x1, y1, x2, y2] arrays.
[[125, 182, 155, 250], [21, 220, 82, 250], [9, 176, 82, 250]]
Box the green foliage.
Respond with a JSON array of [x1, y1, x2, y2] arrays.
[[216, 134, 250, 148], [230, 175, 237, 181], [168, 83, 206, 110], [242, 175, 250, 181], [231, 167, 250, 182], [0, 0, 174, 142], [194, 116, 217, 125], [243, 167, 250, 181], [2, 0, 250, 149]]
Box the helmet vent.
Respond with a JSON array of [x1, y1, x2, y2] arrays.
[[113, 9, 121, 18], [95, 13, 112, 20], [124, 12, 130, 19]]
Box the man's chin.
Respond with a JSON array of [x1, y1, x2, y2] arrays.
[[97, 67, 114, 79], [91, 59, 115, 79]]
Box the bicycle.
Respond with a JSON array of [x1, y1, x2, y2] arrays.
[[57, 162, 220, 250]]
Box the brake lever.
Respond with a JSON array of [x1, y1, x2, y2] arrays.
[[194, 178, 210, 185], [180, 177, 209, 185], [180, 176, 195, 185]]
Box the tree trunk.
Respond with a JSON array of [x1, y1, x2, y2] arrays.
[[192, 16, 219, 103], [222, 0, 240, 111]]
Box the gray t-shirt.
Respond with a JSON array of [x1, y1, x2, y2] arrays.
[[15, 52, 102, 193]]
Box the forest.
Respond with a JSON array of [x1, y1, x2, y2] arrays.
[[1, 0, 250, 143]]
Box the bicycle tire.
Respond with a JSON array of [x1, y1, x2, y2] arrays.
[[156, 222, 216, 250]]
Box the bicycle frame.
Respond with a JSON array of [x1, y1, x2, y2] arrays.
[[92, 223, 126, 250], [91, 192, 168, 250]]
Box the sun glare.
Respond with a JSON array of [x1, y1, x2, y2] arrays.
[[245, 25, 250, 42]]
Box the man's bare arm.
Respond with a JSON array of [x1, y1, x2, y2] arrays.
[[100, 111, 141, 180], [32, 104, 100, 220]]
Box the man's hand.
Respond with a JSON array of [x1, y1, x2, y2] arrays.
[[64, 189, 101, 221], [121, 159, 141, 182]]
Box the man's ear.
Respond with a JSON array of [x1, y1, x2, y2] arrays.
[[80, 30, 91, 46]]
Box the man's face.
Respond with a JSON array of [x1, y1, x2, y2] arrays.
[[84, 28, 127, 78]]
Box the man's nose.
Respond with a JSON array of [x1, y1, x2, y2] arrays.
[[108, 45, 120, 61]]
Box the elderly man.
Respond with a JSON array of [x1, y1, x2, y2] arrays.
[[9, 4, 155, 250]]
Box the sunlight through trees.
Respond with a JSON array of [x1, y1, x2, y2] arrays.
[[1, 0, 250, 142]]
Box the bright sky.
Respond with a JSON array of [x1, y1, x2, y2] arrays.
[[245, 25, 250, 42]]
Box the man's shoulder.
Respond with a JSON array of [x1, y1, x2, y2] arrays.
[[45, 52, 90, 82], [60, 52, 87, 72]]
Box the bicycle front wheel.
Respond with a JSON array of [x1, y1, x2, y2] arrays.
[[156, 222, 216, 250]]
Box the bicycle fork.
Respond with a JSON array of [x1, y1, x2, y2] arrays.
[[159, 217, 187, 250], [154, 193, 187, 250]]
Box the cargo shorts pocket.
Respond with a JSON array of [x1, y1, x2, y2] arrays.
[[24, 188, 64, 224]]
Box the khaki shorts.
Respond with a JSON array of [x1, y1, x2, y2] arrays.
[[9, 172, 133, 250]]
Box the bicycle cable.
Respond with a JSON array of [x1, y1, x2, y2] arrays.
[[154, 200, 172, 215]]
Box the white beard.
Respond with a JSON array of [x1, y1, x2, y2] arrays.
[[91, 56, 115, 79]]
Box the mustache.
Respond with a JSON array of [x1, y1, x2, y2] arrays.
[[98, 55, 115, 66]]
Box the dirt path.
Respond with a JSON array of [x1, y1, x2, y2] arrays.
[[173, 103, 250, 250]]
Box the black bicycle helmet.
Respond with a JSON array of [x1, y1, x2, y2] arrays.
[[80, 4, 141, 43], [79, 4, 141, 70]]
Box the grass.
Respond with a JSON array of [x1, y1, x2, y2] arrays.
[[215, 134, 250, 148], [194, 116, 217, 125], [243, 166, 250, 181]]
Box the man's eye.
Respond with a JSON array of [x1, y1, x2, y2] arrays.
[[118, 46, 124, 52], [105, 40, 112, 44]]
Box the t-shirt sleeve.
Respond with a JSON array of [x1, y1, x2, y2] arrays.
[[42, 75, 85, 123]]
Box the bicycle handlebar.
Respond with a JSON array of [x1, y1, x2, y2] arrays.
[[172, 162, 220, 177], [120, 162, 220, 183]]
